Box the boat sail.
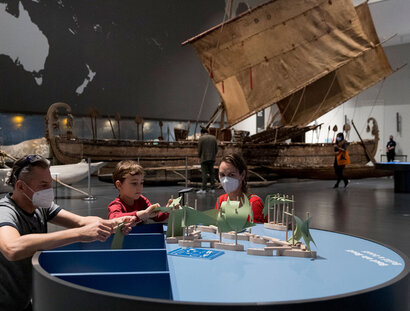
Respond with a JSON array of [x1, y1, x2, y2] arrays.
[[275, 2, 393, 126], [182, 0, 392, 127], [180, 0, 394, 178], [45, 0, 393, 181]]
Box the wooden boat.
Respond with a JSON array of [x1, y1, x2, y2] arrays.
[[46, 103, 383, 182], [45, 0, 393, 182], [0, 137, 50, 160], [0, 161, 106, 193], [0, 168, 11, 193]]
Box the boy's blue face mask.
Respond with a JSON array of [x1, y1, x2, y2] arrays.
[[336, 137, 342, 142]]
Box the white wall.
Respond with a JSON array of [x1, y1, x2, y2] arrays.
[[305, 42, 410, 162], [233, 114, 257, 135], [234, 42, 410, 163]]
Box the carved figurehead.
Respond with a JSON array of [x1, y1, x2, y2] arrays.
[[45, 102, 73, 140], [366, 117, 379, 142]]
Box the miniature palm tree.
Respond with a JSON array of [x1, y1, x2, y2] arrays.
[[262, 193, 281, 219], [111, 223, 125, 249], [286, 213, 317, 252], [217, 195, 254, 245], [165, 197, 218, 238]]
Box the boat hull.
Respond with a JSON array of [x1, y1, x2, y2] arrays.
[[49, 137, 386, 181], [242, 140, 377, 168]]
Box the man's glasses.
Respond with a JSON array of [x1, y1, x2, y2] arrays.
[[14, 154, 44, 180]]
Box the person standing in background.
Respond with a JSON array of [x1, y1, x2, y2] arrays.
[[197, 128, 218, 194], [386, 135, 396, 162], [333, 133, 350, 188]]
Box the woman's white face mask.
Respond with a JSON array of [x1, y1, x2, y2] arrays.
[[220, 176, 239, 194], [23, 183, 54, 208]]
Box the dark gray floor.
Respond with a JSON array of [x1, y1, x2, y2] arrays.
[[48, 176, 410, 307], [50, 176, 410, 258]]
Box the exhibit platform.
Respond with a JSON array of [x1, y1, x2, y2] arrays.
[[375, 162, 410, 193], [32, 223, 409, 311]]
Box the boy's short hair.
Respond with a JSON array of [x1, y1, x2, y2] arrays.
[[112, 160, 144, 187]]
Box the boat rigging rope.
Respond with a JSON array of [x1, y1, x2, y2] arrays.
[[194, 77, 211, 138], [278, 92, 295, 125], [359, 78, 385, 135], [308, 71, 338, 125], [350, 94, 359, 124], [289, 87, 306, 125], [194, 1, 231, 138]]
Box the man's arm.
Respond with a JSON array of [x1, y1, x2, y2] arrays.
[[52, 209, 135, 230], [198, 137, 202, 157], [52, 209, 137, 236], [50, 209, 95, 228], [0, 221, 112, 261], [0, 211, 137, 261]]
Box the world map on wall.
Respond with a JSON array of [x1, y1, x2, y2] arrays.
[[0, 1, 98, 95], [0, 2, 49, 86], [0, 0, 266, 120], [0, 0, 226, 120]]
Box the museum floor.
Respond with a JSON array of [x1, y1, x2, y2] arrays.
[[47, 176, 410, 307]]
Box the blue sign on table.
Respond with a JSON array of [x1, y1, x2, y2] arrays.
[[168, 248, 224, 260]]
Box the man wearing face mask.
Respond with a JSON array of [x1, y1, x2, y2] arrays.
[[0, 155, 136, 311], [386, 135, 396, 162], [215, 153, 266, 223]]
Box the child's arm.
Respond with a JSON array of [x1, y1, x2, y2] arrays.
[[152, 198, 176, 222], [108, 203, 139, 220]]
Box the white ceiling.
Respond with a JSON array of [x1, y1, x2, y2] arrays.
[[360, 0, 410, 46]]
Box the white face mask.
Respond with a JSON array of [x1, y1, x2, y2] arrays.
[[336, 137, 342, 142], [220, 176, 239, 194], [24, 183, 54, 208]]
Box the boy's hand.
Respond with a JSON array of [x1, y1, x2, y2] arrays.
[[165, 198, 179, 209], [137, 203, 160, 221]]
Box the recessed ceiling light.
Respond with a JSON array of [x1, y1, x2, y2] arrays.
[[352, 0, 387, 5], [368, 0, 387, 3]]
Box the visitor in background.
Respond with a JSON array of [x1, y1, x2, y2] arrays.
[[333, 133, 350, 188], [0, 154, 136, 311], [215, 153, 266, 223], [197, 127, 218, 194], [386, 135, 396, 162]]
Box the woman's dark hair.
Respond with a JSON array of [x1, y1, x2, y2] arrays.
[[220, 153, 248, 194], [7, 154, 50, 188], [336, 132, 344, 140]]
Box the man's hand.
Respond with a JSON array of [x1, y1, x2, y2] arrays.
[[109, 216, 137, 235], [77, 220, 113, 242]]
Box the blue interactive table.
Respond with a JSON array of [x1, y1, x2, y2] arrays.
[[32, 223, 409, 311], [375, 162, 410, 192]]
